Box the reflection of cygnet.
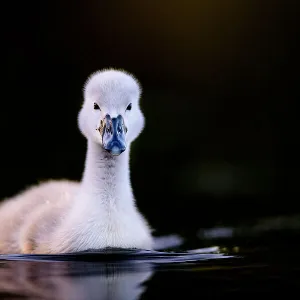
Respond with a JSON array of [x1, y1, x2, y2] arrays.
[[0, 261, 153, 300], [0, 69, 153, 254]]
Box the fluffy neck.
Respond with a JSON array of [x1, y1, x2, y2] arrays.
[[79, 140, 134, 207]]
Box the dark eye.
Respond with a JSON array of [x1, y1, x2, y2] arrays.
[[126, 103, 132, 111], [94, 103, 100, 110]]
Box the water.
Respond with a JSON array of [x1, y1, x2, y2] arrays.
[[0, 236, 299, 299]]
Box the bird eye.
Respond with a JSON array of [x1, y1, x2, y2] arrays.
[[126, 103, 132, 111], [94, 103, 100, 110]]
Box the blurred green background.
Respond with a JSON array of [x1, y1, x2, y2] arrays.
[[1, 0, 299, 236]]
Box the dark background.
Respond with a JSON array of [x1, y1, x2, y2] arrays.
[[1, 0, 299, 237]]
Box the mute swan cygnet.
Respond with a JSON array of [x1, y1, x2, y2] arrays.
[[0, 69, 154, 254]]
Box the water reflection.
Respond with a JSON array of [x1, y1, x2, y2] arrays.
[[0, 249, 232, 299], [0, 260, 153, 300]]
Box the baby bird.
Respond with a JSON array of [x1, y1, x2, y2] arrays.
[[0, 69, 153, 254]]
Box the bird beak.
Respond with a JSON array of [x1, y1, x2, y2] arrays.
[[98, 114, 127, 156]]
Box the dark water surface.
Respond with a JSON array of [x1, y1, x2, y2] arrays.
[[0, 238, 299, 299]]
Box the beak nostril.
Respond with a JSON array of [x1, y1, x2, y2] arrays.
[[106, 126, 111, 134]]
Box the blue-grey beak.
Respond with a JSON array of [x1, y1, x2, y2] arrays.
[[100, 114, 127, 156]]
